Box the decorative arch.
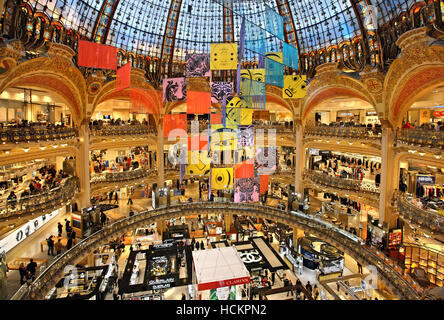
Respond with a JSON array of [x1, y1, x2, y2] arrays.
[[0, 53, 87, 125]]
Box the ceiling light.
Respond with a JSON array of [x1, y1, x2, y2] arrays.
[[23, 148, 29, 152]]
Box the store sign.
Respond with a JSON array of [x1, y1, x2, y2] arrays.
[[148, 277, 175, 290], [153, 242, 174, 249], [0, 208, 63, 253], [433, 110, 444, 118], [308, 148, 319, 156], [338, 112, 354, 116], [198, 276, 251, 291], [366, 111, 377, 116], [417, 176, 435, 184]]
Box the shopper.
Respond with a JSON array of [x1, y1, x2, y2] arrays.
[[195, 241, 200, 251], [26, 259, 37, 279], [114, 192, 119, 204], [100, 210, 107, 226], [47, 236, 54, 256], [66, 236, 73, 250], [181, 293, 186, 300], [313, 284, 319, 300], [200, 240, 205, 250], [57, 222, 63, 237], [108, 191, 113, 203], [18, 263, 26, 285], [127, 196, 133, 205], [65, 219, 70, 235], [25, 270, 33, 286], [296, 279, 302, 299], [55, 239, 62, 255], [271, 272, 276, 286], [357, 261, 363, 274], [305, 281, 313, 297]]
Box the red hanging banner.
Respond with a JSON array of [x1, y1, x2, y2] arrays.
[[210, 113, 222, 124], [260, 175, 269, 194], [116, 63, 131, 92], [163, 114, 187, 138], [187, 91, 211, 114], [234, 162, 254, 179], [78, 40, 117, 70]]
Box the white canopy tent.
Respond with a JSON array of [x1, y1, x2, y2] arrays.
[[192, 246, 250, 292]]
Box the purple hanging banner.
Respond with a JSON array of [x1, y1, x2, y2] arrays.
[[222, 95, 227, 128], [236, 63, 241, 96], [180, 163, 185, 183], [258, 54, 265, 68], [239, 17, 246, 60]]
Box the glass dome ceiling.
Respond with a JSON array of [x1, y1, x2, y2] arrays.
[[25, 0, 418, 61]]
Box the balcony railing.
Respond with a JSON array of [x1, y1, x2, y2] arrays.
[[304, 125, 381, 141], [397, 128, 444, 150], [90, 169, 157, 184], [14, 202, 420, 300], [303, 170, 380, 195], [394, 191, 444, 234], [0, 177, 79, 220], [91, 124, 156, 137], [0, 126, 77, 144]]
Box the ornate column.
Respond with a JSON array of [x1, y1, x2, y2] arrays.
[[76, 123, 91, 209], [294, 120, 304, 194], [157, 119, 165, 187], [224, 213, 233, 233], [379, 121, 398, 228]]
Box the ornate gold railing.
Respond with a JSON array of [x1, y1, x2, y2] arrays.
[[0, 126, 77, 144], [90, 124, 156, 137], [14, 203, 421, 300], [397, 128, 444, 150], [90, 168, 157, 184], [0, 177, 79, 220], [304, 125, 381, 141], [393, 191, 444, 234]]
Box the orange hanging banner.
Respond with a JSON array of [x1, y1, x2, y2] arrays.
[[187, 91, 211, 114], [78, 40, 117, 70], [210, 113, 222, 124], [234, 162, 254, 179], [116, 63, 131, 92], [163, 114, 187, 138], [260, 175, 269, 194]]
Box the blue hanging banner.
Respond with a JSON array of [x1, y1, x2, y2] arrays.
[[265, 57, 284, 88], [245, 20, 266, 57], [265, 6, 284, 41], [283, 42, 299, 70]]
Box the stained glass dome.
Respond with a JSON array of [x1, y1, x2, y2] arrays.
[[23, 0, 418, 62]]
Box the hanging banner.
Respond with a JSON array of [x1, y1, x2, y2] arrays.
[[187, 91, 211, 114], [283, 75, 307, 99], [283, 42, 299, 70], [163, 77, 187, 103], [186, 151, 211, 176], [260, 175, 269, 194], [186, 53, 211, 77], [237, 125, 255, 148], [245, 21, 266, 56], [78, 40, 117, 70], [265, 52, 284, 88], [211, 82, 234, 103], [210, 43, 238, 70], [226, 107, 253, 126], [116, 62, 131, 92], [211, 168, 234, 190], [234, 177, 260, 203], [210, 113, 223, 125], [265, 6, 284, 41], [234, 162, 254, 179], [188, 135, 208, 151], [163, 114, 187, 138]]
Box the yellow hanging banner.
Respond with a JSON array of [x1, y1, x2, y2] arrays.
[[211, 168, 234, 190], [283, 75, 307, 99], [210, 43, 238, 70]]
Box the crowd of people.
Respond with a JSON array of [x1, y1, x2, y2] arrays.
[[402, 120, 444, 131], [89, 118, 149, 129]]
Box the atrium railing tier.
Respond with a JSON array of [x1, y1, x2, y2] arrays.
[[0, 126, 78, 144], [91, 125, 156, 137], [0, 177, 79, 220], [90, 169, 157, 184], [304, 170, 380, 195], [15, 203, 420, 300], [304, 125, 382, 141], [397, 128, 444, 150], [394, 191, 444, 234]]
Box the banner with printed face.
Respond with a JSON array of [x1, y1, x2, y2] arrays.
[[163, 78, 187, 102], [225, 107, 253, 127], [211, 82, 234, 104], [186, 150, 211, 176], [210, 43, 238, 70], [186, 53, 211, 77], [210, 125, 237, 151], [211, 168, 234, 190], [265, 54, 284, 88], [234, 177, 260, 203], [283, 75, 307, 99]]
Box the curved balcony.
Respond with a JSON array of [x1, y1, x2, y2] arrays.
[[14, 203, 420, 300], [90, 124, 156, 137], [304, 125, 381, 141], [303, 170, 380, 208], [0, 126, 78, 147], [393, 191, 444, 234], [90, 168, 156, 185], [0, 177, 79, 221], [396, 128, 444, 152]]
